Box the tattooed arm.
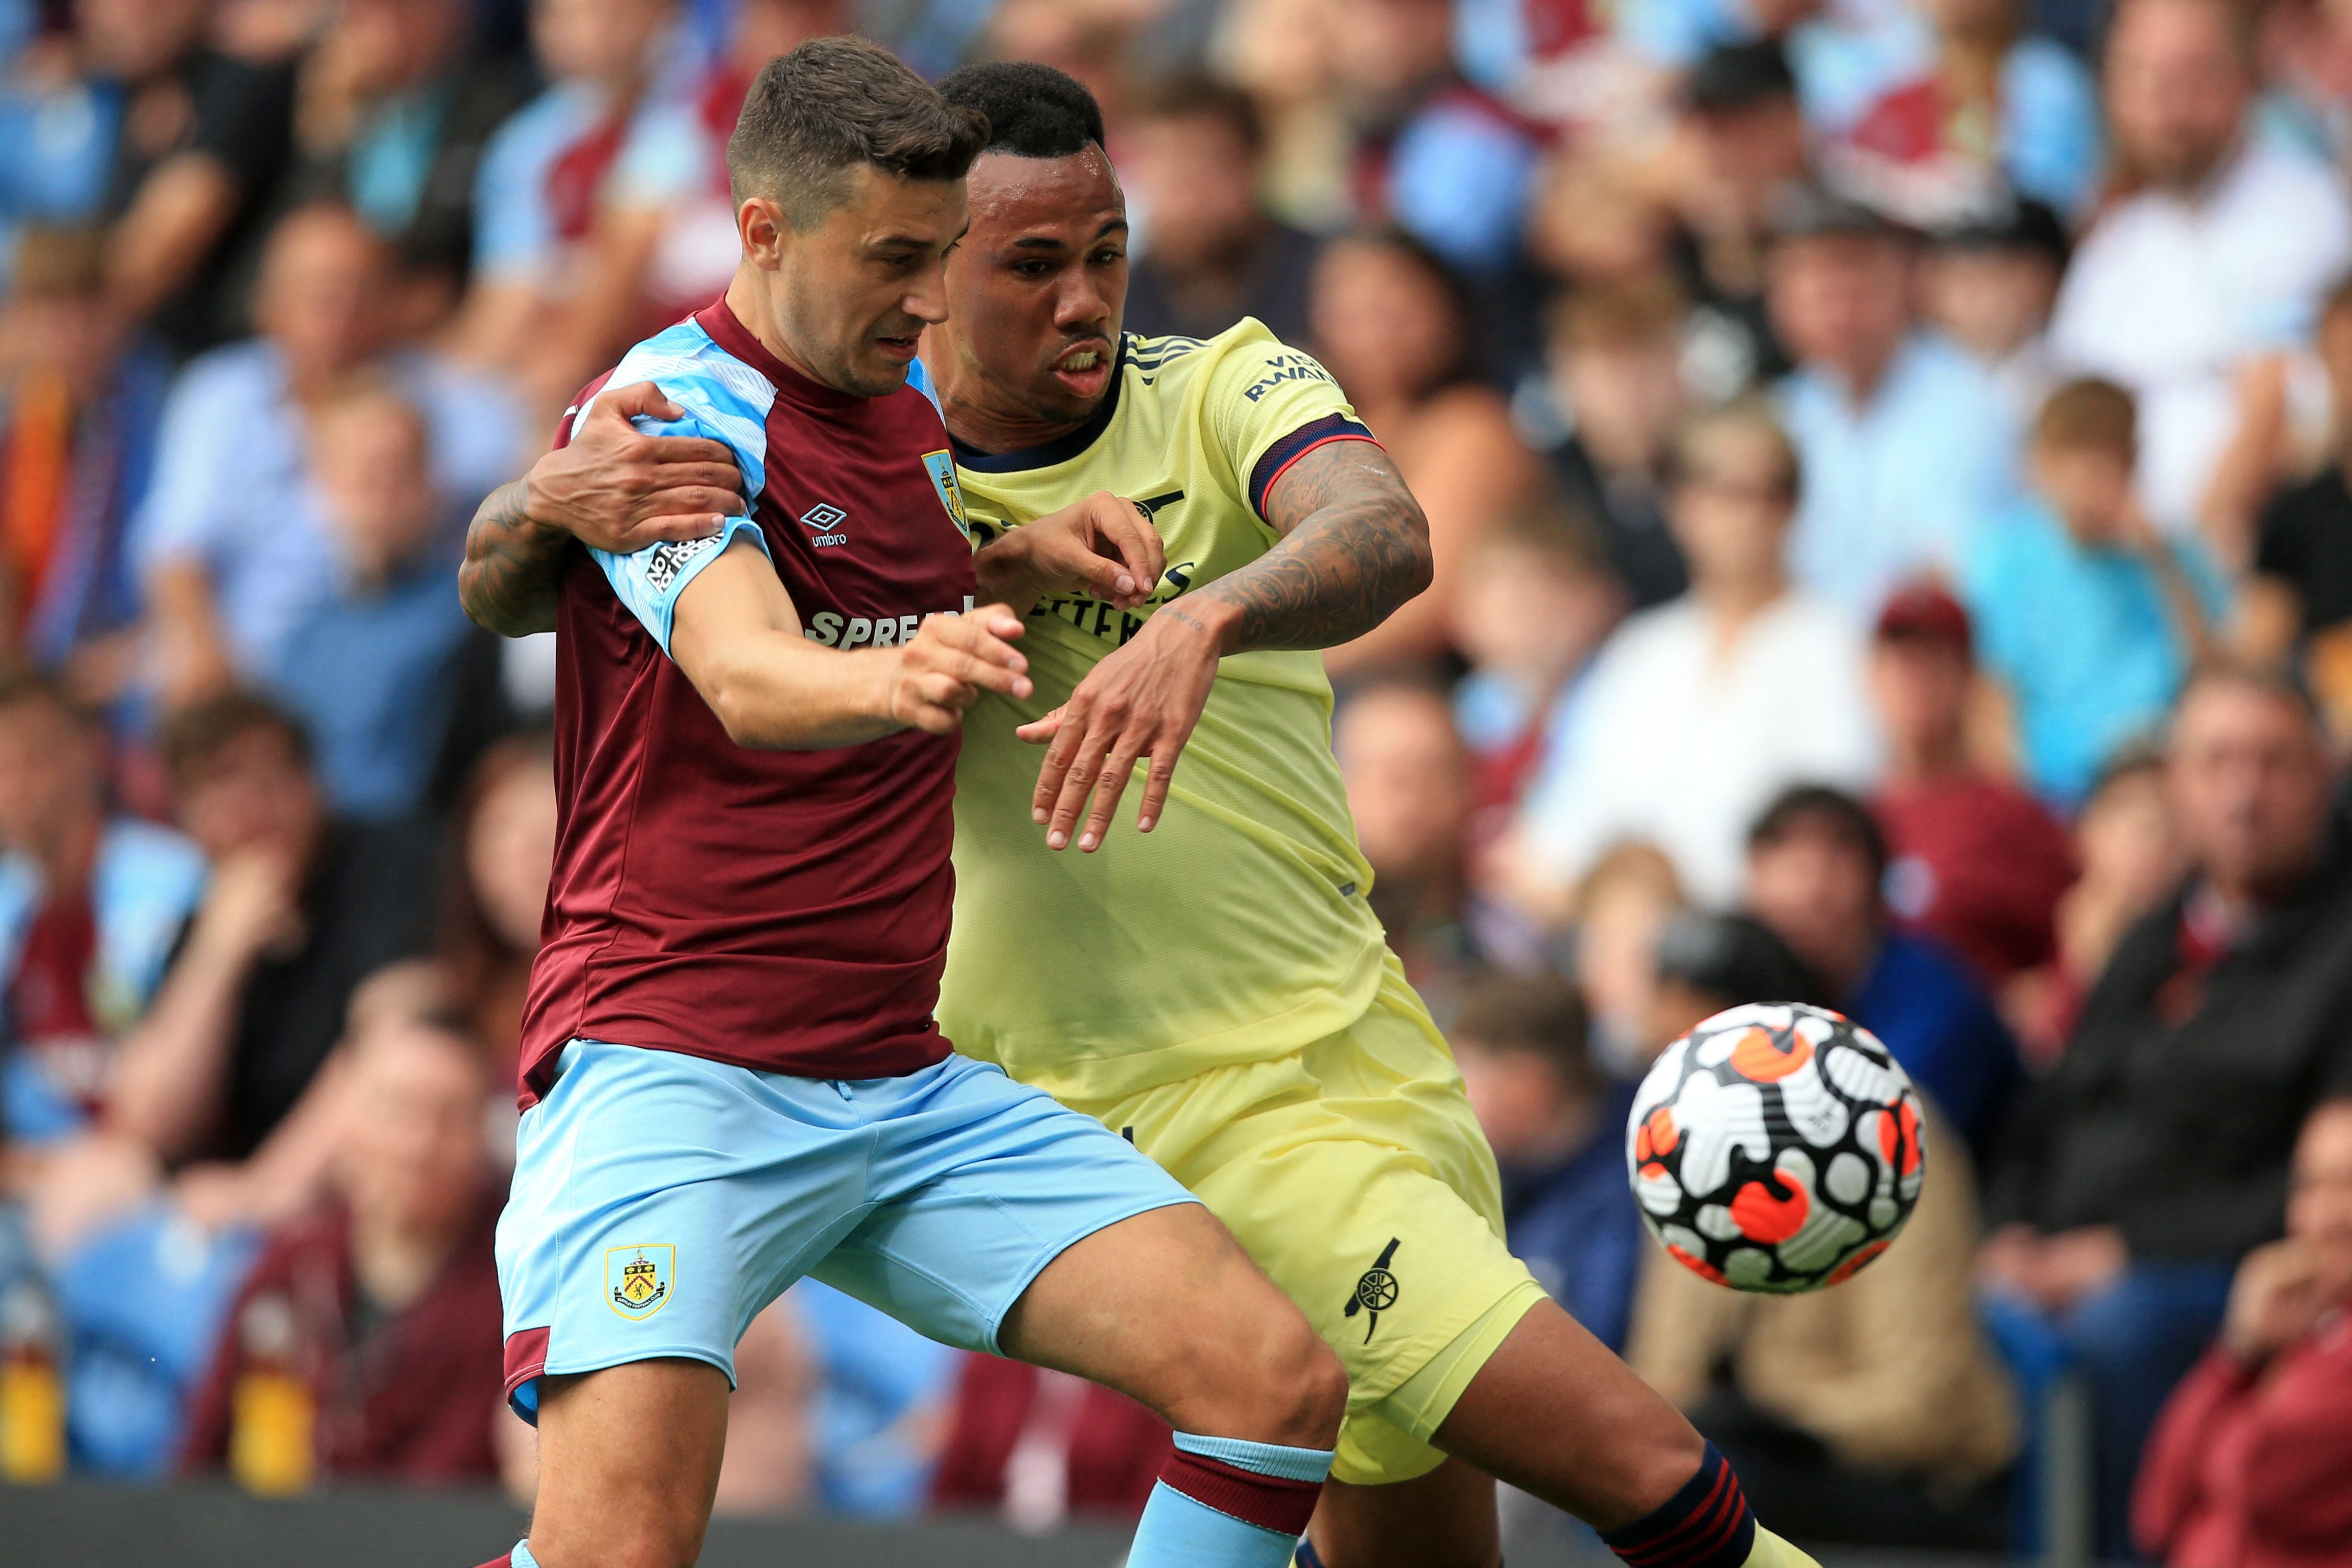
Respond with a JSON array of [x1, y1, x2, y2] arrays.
[[1020, 439, 1430, 852], [1181, 439, 1432, 653], [458, 381, 747, 636]]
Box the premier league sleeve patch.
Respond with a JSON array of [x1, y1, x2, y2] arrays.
[[922, 450, 970, 538], [606, 1244, 675, 1319]]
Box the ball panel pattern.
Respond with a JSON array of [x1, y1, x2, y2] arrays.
[[1627, 1003, 1925, 1294]]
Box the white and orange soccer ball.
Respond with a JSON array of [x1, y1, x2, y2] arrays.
[[1627, 1003, 1925, 1294]]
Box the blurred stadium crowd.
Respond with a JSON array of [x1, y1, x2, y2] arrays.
[[3, 0, 2352, 1560]]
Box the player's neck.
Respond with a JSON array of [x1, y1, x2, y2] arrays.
[[722, 274, 839, 396], [922, 343, 1097, 454]]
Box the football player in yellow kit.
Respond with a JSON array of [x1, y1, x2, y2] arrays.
[[458, 57, 1823, 1568]]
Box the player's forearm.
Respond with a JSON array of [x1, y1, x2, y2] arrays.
[[459, 479, 572, 636], [691, 629, 904, 750], [1186, 447, 1433, 654]]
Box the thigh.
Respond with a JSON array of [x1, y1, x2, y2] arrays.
[[1104, 979, 1538, 1485], [996, 1199, 1311, 1425], [530, 1357, 731, 1568], [1310, 1458, 1501, 1568], [498, 1041, 867, 1418], [811, 1054, 1201, 1357], [1432, 1296, 1704, 1531]]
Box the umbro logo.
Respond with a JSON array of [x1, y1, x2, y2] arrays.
[[801, 502, 848, 548]]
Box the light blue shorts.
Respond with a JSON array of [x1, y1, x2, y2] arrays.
[[496, 1040, 1197, 1420]]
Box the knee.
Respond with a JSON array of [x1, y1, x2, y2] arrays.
[[1177, 1308, 1349, 1449]]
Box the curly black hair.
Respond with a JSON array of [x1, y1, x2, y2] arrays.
[[935, 61, 1104, 158]]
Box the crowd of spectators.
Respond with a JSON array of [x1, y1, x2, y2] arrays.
[[5, 0, 2352, 1560]]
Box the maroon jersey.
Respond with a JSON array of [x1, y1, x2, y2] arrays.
[[518, 300, 975, 1105]]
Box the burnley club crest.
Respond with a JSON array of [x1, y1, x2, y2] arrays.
[[606, 1244, 674, 1319]]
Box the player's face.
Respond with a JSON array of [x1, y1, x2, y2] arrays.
[[740, 164, 968, 399], [933, 148, 1130, 431]]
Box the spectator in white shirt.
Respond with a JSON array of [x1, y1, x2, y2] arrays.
[[1515, 399, 1879, 907], [1766, 186, 2022, 621], [2048, 0, 2352, 546]]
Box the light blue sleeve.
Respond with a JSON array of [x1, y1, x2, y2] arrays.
[[584, 394, 772, 654], [128, 353, 241, 579], [1387, 104, 1539, 276]]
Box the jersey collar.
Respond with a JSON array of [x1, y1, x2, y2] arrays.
[[695, 298, 864, 410], [948, 335, 1128, 473]]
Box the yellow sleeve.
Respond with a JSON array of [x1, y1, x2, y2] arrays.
[[1196, 320, 1378, 519]]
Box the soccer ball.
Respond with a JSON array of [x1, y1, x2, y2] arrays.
[[1627, 1003, 1925, 1294]]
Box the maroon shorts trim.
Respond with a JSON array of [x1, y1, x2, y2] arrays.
[[503, 1324, 551, 1397]]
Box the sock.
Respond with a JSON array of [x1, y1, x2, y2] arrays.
[[1128, 1432, 1332, 1566], [476, 1541, 538, 1568], [1599, 1443, 1756, 1568], [1293, 1544, 1326, 1568]]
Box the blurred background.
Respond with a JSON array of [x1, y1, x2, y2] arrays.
[[3, 0, 2352, 1561]]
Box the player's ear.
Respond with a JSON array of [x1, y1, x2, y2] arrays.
[[737, 195, 792, 270]]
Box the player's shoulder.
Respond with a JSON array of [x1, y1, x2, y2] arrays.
[[605, 316, 774, 421]]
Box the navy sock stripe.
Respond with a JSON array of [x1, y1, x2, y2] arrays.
[[1600, 1444, 1756, 1568]]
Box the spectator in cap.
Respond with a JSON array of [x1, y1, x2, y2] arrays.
[[2049, 0, 2352, 542], [1766, 184, 2023, 621], [1959, 378, 2229, 807], [1451, 970, 1646, 1353], [1920, 196, 2071, 420], [1866, 582, 2077, 998], [1743, 783, 2022, 1156], [1123, 73, 1320, 347]]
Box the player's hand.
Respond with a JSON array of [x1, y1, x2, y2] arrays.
[[1017, 602, 1222, 850], [523, 382, 746, 552], [973, 490, 1166, 612], [2224, 1237, 2332, 1361], [888, 606, 1032, 735]]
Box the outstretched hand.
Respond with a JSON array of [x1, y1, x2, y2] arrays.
[[1018, 603, 1226, 851], [973, 489, 1167, 612], [527, 381, 747, 551]]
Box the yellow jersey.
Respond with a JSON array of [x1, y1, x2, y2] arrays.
[[937, 320, 1391, 1102]]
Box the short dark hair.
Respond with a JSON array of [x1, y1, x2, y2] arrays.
[[727, 38, 990, 229], [1653, 912, 1827, 1010], [1452, 969, 1595, 1087], [1747, 784, 1889, 883], [160, 691, 312, 791], [936, 60, 1104, 159]]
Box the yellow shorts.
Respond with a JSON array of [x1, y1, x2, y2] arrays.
[[1061, 952, 1547, 1487]]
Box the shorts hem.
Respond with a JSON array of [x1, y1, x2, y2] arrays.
[[1342, 1256, 1540, 1410], [507, 1343, 742, 1424], [980, 1189, 1203, 1355]]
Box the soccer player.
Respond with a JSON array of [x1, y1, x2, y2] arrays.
[[464, 54, 1819, 1568], [457, 41, 1350, 1568]]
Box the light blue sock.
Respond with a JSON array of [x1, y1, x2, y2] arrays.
[[1127, 1432, 1333, 1567], [510, 1541, 540, 1568]]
